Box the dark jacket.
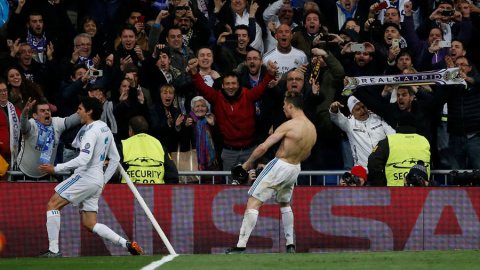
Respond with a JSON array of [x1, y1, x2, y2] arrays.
[[112, 87, 149, 143], [149, 102, 182, 153], [291, 28, 320, 59], [442, 68, 480, 136], [212, 43, 247, 76]]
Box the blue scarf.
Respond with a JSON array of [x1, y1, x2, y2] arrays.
[[337, 2, 357, 20], [26, 30, 47, 63], [78, 55, 94, 69], [190, 111, 216, 170], [35, 120, 55, 164], [78, 55, 97, 84]]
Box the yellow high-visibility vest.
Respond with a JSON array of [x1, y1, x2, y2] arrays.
[[385, 133, 430, 186], [122, 134, 165, 184]]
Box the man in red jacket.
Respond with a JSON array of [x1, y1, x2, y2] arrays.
[[0, 80, 21, 170], [189, 58, 277, 184]]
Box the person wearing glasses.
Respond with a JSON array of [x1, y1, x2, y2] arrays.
[[70, 33, 99, 69], [59, 33, 103, 85], [442, 56, 480, 170]]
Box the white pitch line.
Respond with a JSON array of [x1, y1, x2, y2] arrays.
[[141, 254, 179, 270]]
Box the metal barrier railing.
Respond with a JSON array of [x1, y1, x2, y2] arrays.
[[6, 169, 464, 186]]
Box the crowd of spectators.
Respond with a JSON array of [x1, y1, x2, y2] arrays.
[[0, 0, 479, 185]]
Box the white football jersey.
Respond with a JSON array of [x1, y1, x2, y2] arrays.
[[56, 120, 120, 187], [263, 47, 308, 79]]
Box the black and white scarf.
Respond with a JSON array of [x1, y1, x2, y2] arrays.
[[343, 68, 466, 96]]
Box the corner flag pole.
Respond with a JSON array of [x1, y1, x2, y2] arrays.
[[118, 164, 177, 255]]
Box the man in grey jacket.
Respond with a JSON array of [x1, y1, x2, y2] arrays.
[[17, 98, 80, 180]]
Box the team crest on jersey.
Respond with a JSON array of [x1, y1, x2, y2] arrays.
[[85, 143, 90, 149], [294, 59, 299, 65]]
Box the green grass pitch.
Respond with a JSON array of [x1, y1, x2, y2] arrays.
[[1, 250, 478, 270]]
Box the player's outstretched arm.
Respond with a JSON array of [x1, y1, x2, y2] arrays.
[[243, 124, 287, 170], [104, 141, 120, 184]]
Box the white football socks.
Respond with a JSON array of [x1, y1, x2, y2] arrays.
[[236, 209, 259, 248], [281, 206, 294, 246], [92, 223, 127, 248], [46, 210, 61, 253]]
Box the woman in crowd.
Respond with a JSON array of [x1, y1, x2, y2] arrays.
[[6, 67, 44, 111], [181, 96, 221, 184]]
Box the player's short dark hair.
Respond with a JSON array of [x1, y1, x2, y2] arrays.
[[285, 91, 304, 109], [129, 116, 149, 135], [80, 96, 103, 120]]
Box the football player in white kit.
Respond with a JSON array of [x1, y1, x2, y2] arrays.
[[37, 97, 142, 257]]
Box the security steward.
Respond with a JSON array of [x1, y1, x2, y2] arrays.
[[368, 112, 431, 186], [119, 116, 179, 184]]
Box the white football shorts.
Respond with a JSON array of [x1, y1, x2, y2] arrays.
[[55, 173, 102, 212], [248, 158, 301, 203]]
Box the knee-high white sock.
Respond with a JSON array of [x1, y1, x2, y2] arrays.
[[236, 209, 259, 248], [46, 210, 61, 253], [281, 206, 294, 246], [92, 223, 128, 248]]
